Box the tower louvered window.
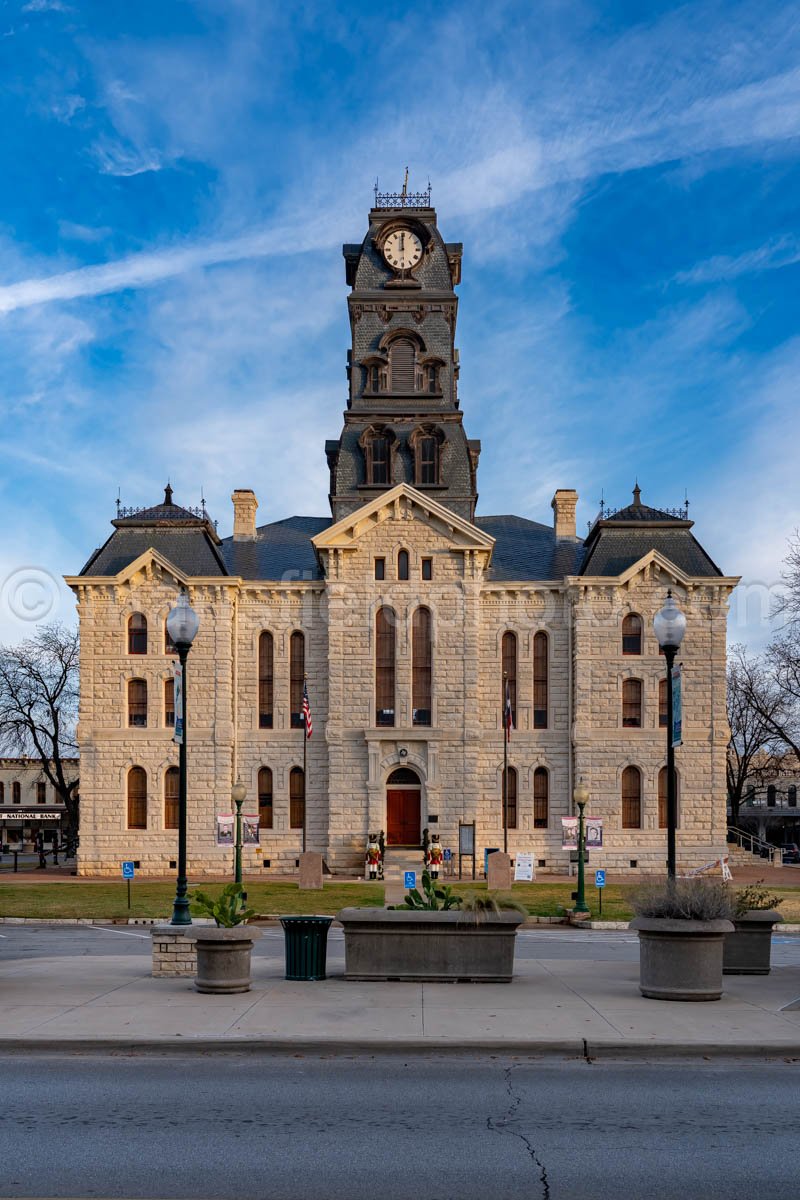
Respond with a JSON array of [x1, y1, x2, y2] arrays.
[[390, 338, 415, 391], [376, 607, 395, 727], [412, 607, 432, 726]]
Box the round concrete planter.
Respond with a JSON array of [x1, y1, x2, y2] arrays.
[[723, 910, 783, 975], [194, 926, 261, 994], [629, 917, 734, 1001]]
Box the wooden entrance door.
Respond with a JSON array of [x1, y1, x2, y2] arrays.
[[386, 789, 421, 846]]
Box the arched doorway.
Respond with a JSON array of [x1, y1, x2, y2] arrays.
[[386, 767, 421, 846]]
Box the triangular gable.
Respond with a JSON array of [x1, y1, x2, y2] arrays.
[[311, 483, 495, 555]]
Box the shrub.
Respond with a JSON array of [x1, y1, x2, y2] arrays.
[[190, 883, 255, 927], [632, 877, 735, 921], [393, 871, 461, 910], [734, 880, 783, 916]]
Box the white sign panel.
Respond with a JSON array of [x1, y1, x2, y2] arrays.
[[514, 852, 534, 882]]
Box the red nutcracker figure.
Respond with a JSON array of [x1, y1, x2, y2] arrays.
[[428, 833, 444, 880], [366, 833, 382, 881]]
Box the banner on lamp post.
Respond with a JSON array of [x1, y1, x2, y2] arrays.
[[585, 817, 603, 848], [172, 662, 183, 745], [561, 817, 578, 850], [671, 664, 683, 748]]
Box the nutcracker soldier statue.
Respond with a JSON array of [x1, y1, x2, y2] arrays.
[[366, 833, 382, 881], [428, 833, 444, 881]]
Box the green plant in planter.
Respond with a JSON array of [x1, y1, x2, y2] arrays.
[[632, 877, 735, 921], [733, 880, 783, 917], [394, 871, 461, 910], [190, 883, 255, 927]]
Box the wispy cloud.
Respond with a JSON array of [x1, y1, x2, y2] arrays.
[[673, 237, 800, 284]]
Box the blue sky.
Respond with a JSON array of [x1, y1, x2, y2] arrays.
[[0, 0, 798, 647]]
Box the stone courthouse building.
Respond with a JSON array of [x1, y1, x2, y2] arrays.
[[67, 188, 739, 877]]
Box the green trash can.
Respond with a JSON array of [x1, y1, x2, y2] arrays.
[[280, 915, 333, 981]]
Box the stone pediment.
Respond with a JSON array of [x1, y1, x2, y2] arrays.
[[311, 484, 495, 557]]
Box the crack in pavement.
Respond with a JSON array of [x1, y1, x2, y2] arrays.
[[487, 1064, 550, 1199]]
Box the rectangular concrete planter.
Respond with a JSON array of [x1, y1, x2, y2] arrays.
[[630, 917, 734, 1001], [337, 907, 523, 982], [723, 910, 783, 975]]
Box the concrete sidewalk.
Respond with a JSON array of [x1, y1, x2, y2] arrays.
[[2, 940, 800, 1059]]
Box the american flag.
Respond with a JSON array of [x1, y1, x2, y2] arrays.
[[504, 679, 513, 742], [301, 679, 313, 739]]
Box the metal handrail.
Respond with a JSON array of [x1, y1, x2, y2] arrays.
[[727, 825, 778, 863]]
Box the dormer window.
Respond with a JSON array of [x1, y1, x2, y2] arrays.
[[360, 425, 394, 487], [428, 365, 437, 394], [410, 425, 443, 487], [371, 365, 380, 392]]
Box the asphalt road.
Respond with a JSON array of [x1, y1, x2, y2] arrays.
[[0, 1052, 796, 1199], [3, 923, 800, 964]]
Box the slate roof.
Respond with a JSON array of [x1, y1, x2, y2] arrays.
[[220, 517, 331, 581], [80, 527, 228, 577], [476, 516, 586, 581], [580, 528, 721, 577]]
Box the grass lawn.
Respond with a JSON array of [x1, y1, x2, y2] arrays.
[[2, 878, 799, 923]]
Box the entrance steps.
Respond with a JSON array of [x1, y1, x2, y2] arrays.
[[383, 848, 426, 906]]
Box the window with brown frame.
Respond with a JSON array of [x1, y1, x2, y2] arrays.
[[258, 766, 273, 829], [621, 765, 642, 829], [622, 613, 643, 655], [128, 612, 147, 655], [390, 337, 416, 391], [165, 677, 175, 727], [375, 606, 395, 726], [370, 435, 390, 485], [622, 678, 642, 728], [658, 677, 668, 728], [289, 766, 305, 830], [417, 436, 438, 485], [127, 767, 147, 830], [258, 632, 274, 728], [503, 766, 518, 830], [164, 621, 177, 656], [36, 781, 46, 804], [533, 631, 548, 729], [412, 607, 432, 727], [502, 631, 517, 729], [397, 549, 409, 581], [427, 365, 437, 393], [421, 557, 432, 581], [12, 781, 20, 803], [128, 679, 148, 727], [658, 766, 679, 829], [370, 365, 380, 393], [375, 557, 385, 581], [533, 767, 548, 828], [289, 631, 304, 728], [164, 767, 179, 830]]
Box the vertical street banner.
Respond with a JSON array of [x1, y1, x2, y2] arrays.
[[172, 661, 183, 745], [671, 664, 683, 748], [243, 815, 260, 845], [216, 814, 234, 845], [585, 817, 603, 848], [561, 817, 578, 850]]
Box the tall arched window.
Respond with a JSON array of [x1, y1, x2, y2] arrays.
[[533, 632, 548, 729], [128, 679, 147, 727], [533, 767, 549, 828], [12, 781, 20, 803], [502, 631, 517, 729], [258, 632, 274, 729], [789, 785, 797, 808], [622, 613, 643, 655], [503, 766, 518, 830], [165, 677, 175, 727], [369, 433, 390, 485], [767, 785, 777, 807], [389, 337, 416, 391], [622, 679, 642, 728], [164, 767, 179, 830], [36, 781, 46, 804], [127, 767, 147, 830], [397, 549, 409, 580], [128, 613, 147, 655], [258, 767, 273, 829], [621, 766, 642, 829], [376, 606, 396, 727], [290, 632, 305, 728], [658, 677, 668, 727], [289, 766, 305, 830], [412, 607, 432, 726], [658, 766, 680, 830]]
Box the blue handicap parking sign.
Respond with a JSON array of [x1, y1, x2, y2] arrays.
[[443, 849, 452, 861], [595, 869, 606, 888], [122, 861, 135, 879], [404, 871, 416, 889]]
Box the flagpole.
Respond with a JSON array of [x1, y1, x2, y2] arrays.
[[302, 673, 308, 854], [502, 671, 508, 855]]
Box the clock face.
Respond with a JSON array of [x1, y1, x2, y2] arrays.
[[382, 228, 423, 271]]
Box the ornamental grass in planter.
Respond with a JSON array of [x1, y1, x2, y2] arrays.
[[723, 881, 783, 976], [629, 878, 735, 1002], [189, 883, 261, 995]]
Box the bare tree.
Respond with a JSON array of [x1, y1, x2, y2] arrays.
[[758, 530, 800, 768], [726, 645, 782, 826], [0, 623, 80, 844]]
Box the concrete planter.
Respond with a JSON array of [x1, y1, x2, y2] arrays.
[[337, 907, 523, 982], [194, 926, 261, 994], [629, 917, 734, 1001], [723, 910, 783, 975]]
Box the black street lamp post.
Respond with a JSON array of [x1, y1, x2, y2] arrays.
[[573, 779, 590, 914], [166, 590, 199, 926], [653, 590, 687, 881]]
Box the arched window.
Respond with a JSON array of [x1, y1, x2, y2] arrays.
[[412, 607, 432, 727], [502, 632, 517, 730], [290, 632, 305, 729], [389, 337, 416, 392], [258, 767, 273, 829], [427, 364, 437, 394], [12, 781, 20, 803], [128, 613, 147, 655], [621, 766, 642, 829], [376, 607, 396, 727], [370, 364, 381, 393], [258, 632, 274, 729], [658, 677, 668, 727], [289, 766, 305, 830], [658, 766, 680, 830], [128, 679, 147, 727], [533, 632, 548, 729], [622, 679, 642, 728], [622, 613, 643, 655], [127, 767, 147, 830], [533, 767, 548, 828], [36, 781, 46, 804], [165, 677, 175, 728], [789, 785, 797, 808], [370, 433, 390, 485], [164, 767, 179, 830], [503, 766, 518, 830], [397, 549, 409, 581], [165, 621, 177, 656], [767, 785, 777, 807]]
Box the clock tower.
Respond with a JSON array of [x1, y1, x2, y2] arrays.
[[326, 182, 480, 522]]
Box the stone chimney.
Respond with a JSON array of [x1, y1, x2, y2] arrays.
[[551, 489, 578, 541], [231, 489, 258, 541]]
